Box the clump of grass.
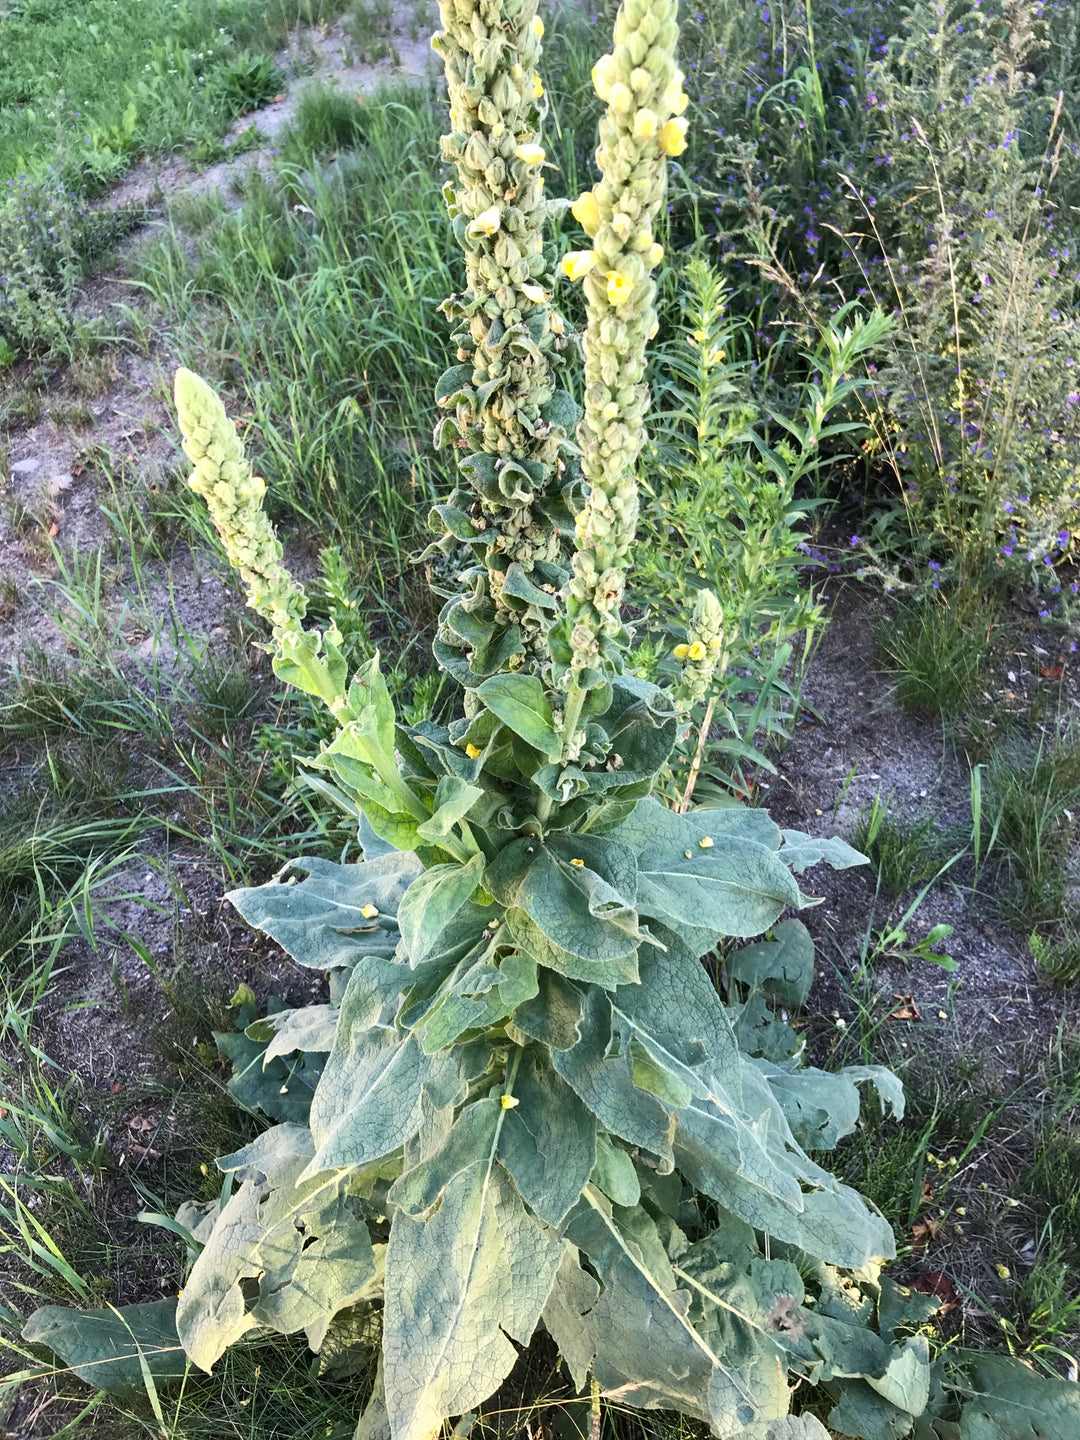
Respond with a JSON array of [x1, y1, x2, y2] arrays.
[[877, 595, 994, 719], [991, 722, 1080, 928], [279, 82, 371, 165], [854, 792, 944, 897]]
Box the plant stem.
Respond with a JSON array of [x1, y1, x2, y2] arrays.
[[678, 695, 716, 813]]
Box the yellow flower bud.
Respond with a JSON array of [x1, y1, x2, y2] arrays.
[[465, 742, 483, 758], [468, 206, 502, 236], [658, 116, 689, 156], [672, 644, 690, 660], [634, 108, 658, 140], [608, 81, 633, 113], [514, 142, 545, 165], [533, 73, 544, 99], [530, 15, 544, 38], [570, 857, 585, 866], [501, 1094, 520, 1110], [361, 904, 379, 919], [687, 641, 707, 661], [605, 270, 634, 305], [592, 53, 618, 101], [521, 282, 547, 302], [645, 242, 664, 267], [571, 190, 601, 235], [561, 249, 596, 281], [698, 836, 714, 849]]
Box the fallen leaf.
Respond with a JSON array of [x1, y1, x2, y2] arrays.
[[911, 1216, 941, 1251], [1040, 665, 1064, 679], [48, 522, 58, 537], [912, 1270, 958, 1312], [890, 994, 921, 1022]]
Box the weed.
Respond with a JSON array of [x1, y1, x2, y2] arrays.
[[346, 0, 400, 66], [991, 721, 1080, 927], [878, 594, 994, 718], [210, 53, 285, 118], [854, 792, 944, 896]]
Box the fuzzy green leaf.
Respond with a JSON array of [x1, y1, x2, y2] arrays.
[[949, 1353, 1080, 1439], [226, 854, 421, 973], [475, 673, 561, 758], [383, 1163, 561, 1440], [23, 1301, 187, 1397], [397, 854, 486, 967], [500, 1049, 596, 1226], [729, 919, 815, 1008], [779, 830, 867, 874], [306, 965, 464, 1174], [177, 1125, 375, 1369], [415, 776, 484, 843]]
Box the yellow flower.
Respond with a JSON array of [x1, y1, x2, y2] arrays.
[[672, 643, 690, 660], [501, 1094, 520, 1110], [663, 70, 687, 112], [465, 742, 483, 759], [687, 641, 707, 661], [645, 242, 664, 267], [995, 1263, 1011, 1280], [592, 53, 617, 101], [361, 903, 379, 919], [569, 857, 585, 867], [561, 249, 596, 281], [634, 108, 658, 140], [468, 206, 502, 237], [514, 142, 545, 165], [521, 282, 547, 302], [698, 836, 714, 849], [609, 81, 633, 113], [571, 190, 601, 235], [533, 73, 544, 99], [530, 15, 544, 38], [605, 270, 633, 305], [658, 116, 689, 156]]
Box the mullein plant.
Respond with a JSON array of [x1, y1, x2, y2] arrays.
[[23, 3, 1080, 1438]]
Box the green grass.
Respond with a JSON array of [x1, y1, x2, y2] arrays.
[[0, 0, 309, 189], [877, 595, 995, 720]]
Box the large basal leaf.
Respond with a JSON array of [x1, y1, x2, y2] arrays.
[[177, 1125, 376, 1370], [306, 964, 464, 1175], [947, 1352, 1080, 1439], [23, 1300, 187, 1397], [383, 1160, 562, 1440], [829, 1379, 917, 1439], [759, 1061, 904, 1151], [612, 795, 783, 857], [509, 968, 585, 1050], [214, 1026, 326, 1125], [247, 1004, 339, 1065], [560, 1190, 787, 1435], [227, 853, 421, 973]]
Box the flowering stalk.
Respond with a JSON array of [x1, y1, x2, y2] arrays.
[[430, 0, 577, 677], [175, 368, 307, 641], [558, 0, 687, 750]]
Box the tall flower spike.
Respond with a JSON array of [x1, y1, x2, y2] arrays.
[[430, 0, 578, 685], [563, 0, 688, 684], [175, 368, 307, 639], [673, 588, 725, 708]]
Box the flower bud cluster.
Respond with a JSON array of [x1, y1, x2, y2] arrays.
[[561, 0, 687, 678], [174, 369, 307, 637], [672, 588, 726, 708], [431, 0, 574, 664]]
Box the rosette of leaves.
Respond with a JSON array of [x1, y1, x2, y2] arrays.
[[23, 4, 1080, 1439]]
